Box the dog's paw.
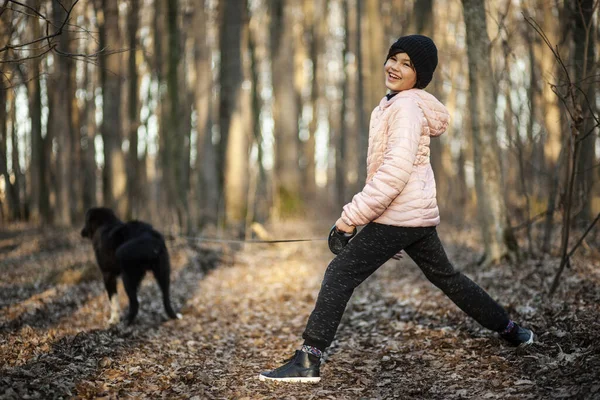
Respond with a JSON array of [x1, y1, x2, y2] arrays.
[[176, 313, 183, 320], [108, 315, 120, 325]]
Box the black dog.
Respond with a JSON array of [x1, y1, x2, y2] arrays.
[[81, 207, 181, 324]]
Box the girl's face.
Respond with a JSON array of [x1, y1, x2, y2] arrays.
[[384, 52, 417, 92]]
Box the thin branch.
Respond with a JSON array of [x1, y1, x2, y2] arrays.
[[55, 46, 128, 60], [512, 209, 553, 231], [0, 44, 54, 63], [576, 122, 600, 143], [7, 0, 48, 21], [573, 85, 600, 125], [55, 0, 69, 14], [0, 0, 10, 19], [551, 84, 577, 123], [524, 16, 571, 84], [3, 5, 47, 20], [566, 212, 600, 260], [1, 70, 49, 90]]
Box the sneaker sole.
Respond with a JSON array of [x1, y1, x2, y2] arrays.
[[258, 374, 321, 383]]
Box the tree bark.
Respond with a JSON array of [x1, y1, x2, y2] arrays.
[[191, 0, 217, 228], [127, 0, 140, 220], [99, 0, 127, 217], [219, 0, 248, 227], [51, 0, 74, 226], [166, 0, 189, 229], [344, 0, 361, 196], [81, 56, 97, 212], [0, 85, 9, 221], [247, 22, 269, 223], [9, 90, 24, 219], [26, 2, 48, 224], [572, 0, 597, 224], [303, 0, 325, 201], [270, 0, 301, 216], [462, 0, 516, 264]]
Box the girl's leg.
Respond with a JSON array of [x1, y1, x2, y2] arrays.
[[302, 224, 434, 350], [403, 228, 509, 331]]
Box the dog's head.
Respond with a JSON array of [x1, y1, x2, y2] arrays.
[[81, 207, 120, 238]]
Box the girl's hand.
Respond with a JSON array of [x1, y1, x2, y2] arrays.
[[335, 218, 355, 234]]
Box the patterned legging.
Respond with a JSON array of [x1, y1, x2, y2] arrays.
[[302, 223, 509, 351]]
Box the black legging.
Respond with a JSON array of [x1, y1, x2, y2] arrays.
[[302, 222, 510, 351]]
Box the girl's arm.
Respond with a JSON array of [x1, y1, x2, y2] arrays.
[[341, 98, 423, 226]]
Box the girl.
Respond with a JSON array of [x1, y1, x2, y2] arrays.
[[259, 34, 533, 383]]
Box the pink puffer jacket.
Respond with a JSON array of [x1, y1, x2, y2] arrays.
[[341, 89, 450, 227]]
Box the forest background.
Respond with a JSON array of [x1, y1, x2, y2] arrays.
[[0, 0, 599, 274], [1, 1, 600, 398]]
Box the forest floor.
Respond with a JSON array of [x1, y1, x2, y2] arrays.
[[1, 220, 599, 399]]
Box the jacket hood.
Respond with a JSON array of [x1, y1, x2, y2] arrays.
[[380, 89, 450, 137]]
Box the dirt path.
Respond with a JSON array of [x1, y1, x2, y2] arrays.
[[1, 222, 599, 399]]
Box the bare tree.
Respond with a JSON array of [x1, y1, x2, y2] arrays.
[[524, 2, 600, 295], [462, 0, 517, 265], [219, 0, 248, 227], [24, 2, 49, 223], [49, 0, 75, 226], [190, 0, 214, 228], [270, 0, 301, 216], [126, 0, 140, 219], [572, 0, 597, 224], [98, 0, 127, 216]]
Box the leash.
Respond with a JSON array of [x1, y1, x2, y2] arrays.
[[171, 234, 328, 245]]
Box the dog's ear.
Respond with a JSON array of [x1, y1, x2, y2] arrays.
[[81, 207, 108, 238]]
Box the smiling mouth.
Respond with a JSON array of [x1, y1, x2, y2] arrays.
[[388, 72, 400, 80]]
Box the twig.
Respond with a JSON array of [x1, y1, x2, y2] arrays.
[[0, 45, 55, 64], [566, 212, 600, 260], [576, 122, 600, 144], [7, 0, 49, 21], [512, 209, 552, 231], [573, 85, 600, 125]]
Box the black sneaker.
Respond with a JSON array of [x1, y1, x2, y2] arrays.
[[259, 350, 321, 383], [500, 323, 534, 346]]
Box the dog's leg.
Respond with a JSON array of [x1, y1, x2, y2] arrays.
[[152, 257, 182, 320], [122, 270, 144, 324], [103, 273, 120, 324]]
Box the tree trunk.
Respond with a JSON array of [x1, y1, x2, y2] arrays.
[[537, 0, 564, 252], [0, 85, 11, 221], [219, 0, 248, 227], [81, 57, 97, 212], [127, 0, 140, 220], [51, 0, 74, 226], [9, 91, 24, 219], [99, 0, 127, 217], [539, 0, 563, 171], [166, 0, 189, 229], [26, 2, 47, 224], [344, 0, 361, 196], [270, 0, 301, 216], [247, 23, 269, 223], [303, 0, 324, 201], [462, 0, 516, 264], [572, 0, 596, 224], [153, 0, 168, 224], [191, 0, 217, 228]]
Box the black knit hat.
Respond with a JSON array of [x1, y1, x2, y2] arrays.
[[385, 35, 438, 89]]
